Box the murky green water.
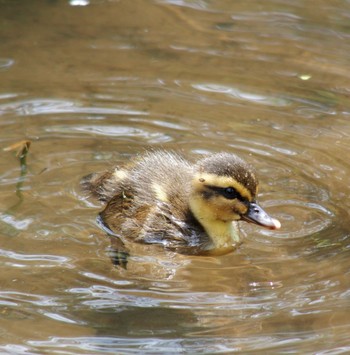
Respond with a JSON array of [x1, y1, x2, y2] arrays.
[[1, 0, 350, 353]]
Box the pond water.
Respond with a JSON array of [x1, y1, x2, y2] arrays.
[[1, 0, 350, 353]]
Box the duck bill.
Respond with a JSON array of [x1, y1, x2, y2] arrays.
[[241, 202, 281, 230]]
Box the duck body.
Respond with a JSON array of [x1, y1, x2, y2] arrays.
[[82, 150, 280, 255]]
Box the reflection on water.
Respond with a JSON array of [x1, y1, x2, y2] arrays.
[[193, 83, 289, 107], [0, 0, 350, 353]]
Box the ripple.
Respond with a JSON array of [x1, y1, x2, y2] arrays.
[[0, 213, 33, 231], [259, 199, 335, 240], [47, 124, 150, 137], [27, 331, 350, 354], [69, 0, 90, 6], [0, 291, 61, 307], [156, 0, 211, 11], [0, 58, 14, 70], [68, 282, 274, 312], [0, 98, 147, 116], [192, 83, 289, 107], [45, 124, 173, 143], [0, 93, 19, 101], [81, 271, 134, 286], [0, 248, 70, 268], [41, 312, 79, 324]]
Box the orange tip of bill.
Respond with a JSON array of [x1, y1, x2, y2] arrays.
[[272, 218, 281, 230]]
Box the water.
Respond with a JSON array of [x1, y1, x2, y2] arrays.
[[1, 0, 350, 353]]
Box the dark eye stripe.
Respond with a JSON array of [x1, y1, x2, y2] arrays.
[[207, 186, 244, 201]]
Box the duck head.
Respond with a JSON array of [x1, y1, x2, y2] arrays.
[[189, 153, 280, 249]]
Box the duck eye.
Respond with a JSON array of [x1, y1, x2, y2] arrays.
[[222, 187, 239, 200]]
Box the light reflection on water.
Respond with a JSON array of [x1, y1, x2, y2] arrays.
[[193, 83, 290, 107], [0, 58, 14, 70], [0, 98, 147, 116], [0, 0, 350, 353]]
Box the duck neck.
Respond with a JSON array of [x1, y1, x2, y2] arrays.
[[202, 219, 240, 250], [189, 197, 241, 251]]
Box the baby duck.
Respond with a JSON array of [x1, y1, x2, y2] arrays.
[[82, 151, 280, 255]]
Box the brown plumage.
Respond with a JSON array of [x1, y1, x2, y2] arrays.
[[82, 150, 280, 255]]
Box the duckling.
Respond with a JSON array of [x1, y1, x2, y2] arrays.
[[82, 150, 280, 255]]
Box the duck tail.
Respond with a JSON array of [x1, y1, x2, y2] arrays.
[[81, 170, 115, 202]]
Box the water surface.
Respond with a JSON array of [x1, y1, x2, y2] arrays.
[[0, 0, 350, 353]]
